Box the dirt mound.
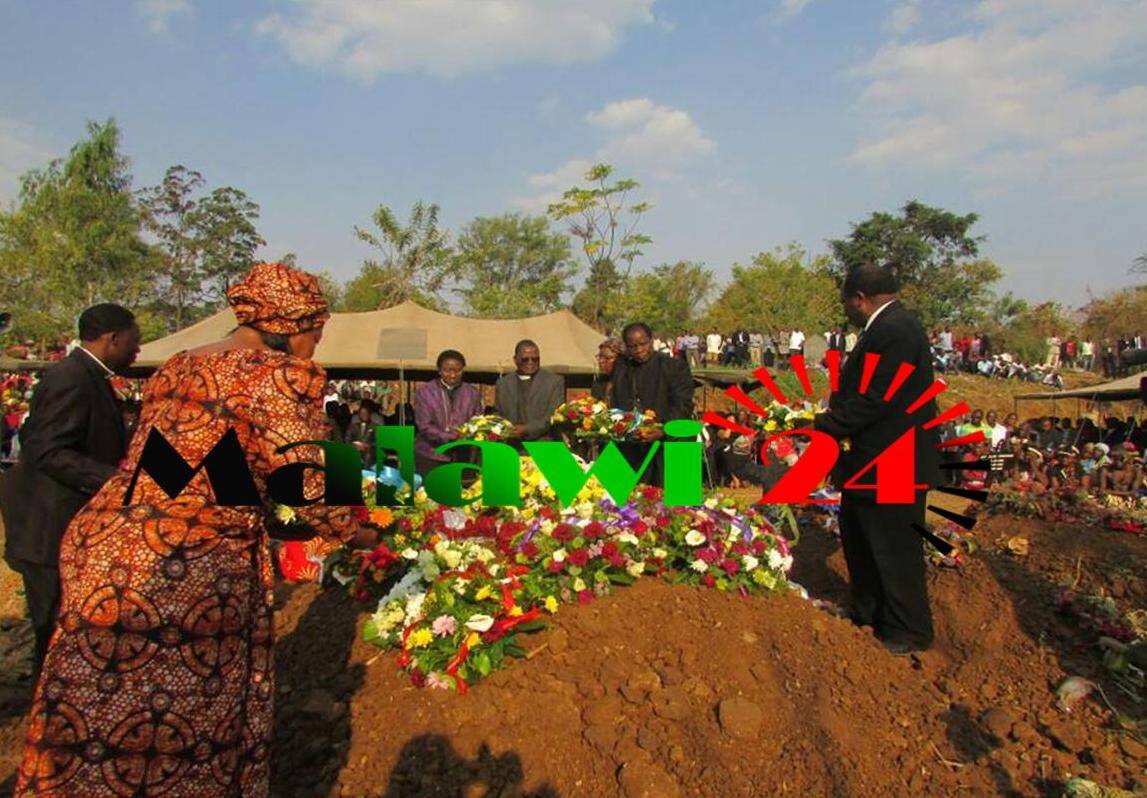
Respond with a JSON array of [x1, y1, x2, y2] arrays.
[[3, 510, 1144, 797]]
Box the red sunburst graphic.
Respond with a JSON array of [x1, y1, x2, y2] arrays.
[[699, 352, 986, 555]]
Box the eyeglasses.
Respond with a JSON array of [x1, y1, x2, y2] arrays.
[[517, 356, 540, 362]]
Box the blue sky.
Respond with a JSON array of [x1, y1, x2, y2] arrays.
[[2, 0, 1145, 309]]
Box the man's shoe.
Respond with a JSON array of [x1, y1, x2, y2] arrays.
[[882, 639, 928, 656]]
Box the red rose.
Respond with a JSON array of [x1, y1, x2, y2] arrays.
[[567, 548, 590, 567], [577, 590, 594, 605], [655, 517, 671, 529], [697, 546, 718, 564], [600, 541, 619, 559], [584, 521, 605, 540], [520, 541, 539, 559], [721, 559, 740, 575], [700, 574, 716, 588], [547, 560, 565, 574], [631, 520, 648, 535], [552, 523, 574, 543], [608, 554, 626, 569]]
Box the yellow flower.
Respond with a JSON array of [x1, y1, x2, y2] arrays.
[[475, 585, 493, 601], [465, 632, 481, 648], [573, 577, 587, 592], [508, 605, 523, 617], [407, 628, 434, 649], [544, 596, 559, 614]]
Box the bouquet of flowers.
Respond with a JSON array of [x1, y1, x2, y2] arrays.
[[457, 414, 516, 442], [752, 400, 816, 433], [551, 396, 661, 441]]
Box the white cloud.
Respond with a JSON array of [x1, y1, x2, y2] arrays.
[[888, 2, 921, 34], [849, 0, 1147, 196], [774, 0, 816, 23], [0, 121, 53, 202], [515, 98, 714, 211], [255, 0, 660, 79], [137, 0, 192, 34]]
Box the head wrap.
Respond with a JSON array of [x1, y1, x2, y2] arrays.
[[599, 338, 627, 358], [226, 262, 329, 335]]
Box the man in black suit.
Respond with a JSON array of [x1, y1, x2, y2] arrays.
[[1, 303, 140, 673], [612, 322, 695, 486], [495, 340, 565, 445], [814, 265, 939, 655]]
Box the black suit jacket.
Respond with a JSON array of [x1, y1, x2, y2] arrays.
[[814, 301, 940, 502], [611, 353, 695, 423], [1, 350, 127, 565], [494, 369, 565, 440]]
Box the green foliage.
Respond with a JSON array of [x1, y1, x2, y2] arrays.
[[1081, 286, 1147, 342], [994, 301, 1075, 363], [703, 244, 839, 349], [548, 163, 651, 329], [0, 119, 156, 344], [138, 165, 264, 330], [354, 200, 454, 309], [622, 261, 715, 334], [454, 213, 576, 318], [829, 200, 996, 328]]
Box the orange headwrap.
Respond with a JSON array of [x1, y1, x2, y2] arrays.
[[226, 262, 329, 335]]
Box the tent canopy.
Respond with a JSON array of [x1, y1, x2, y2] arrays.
[[131, 301, 608, 383], [1015, 372, 1146, 402]]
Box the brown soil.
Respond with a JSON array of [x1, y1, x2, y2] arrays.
[[2, 507, 1145, 797]]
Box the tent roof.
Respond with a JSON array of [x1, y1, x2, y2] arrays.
[[132, 301, 607, 381], [1015, 372, 1146, 402]]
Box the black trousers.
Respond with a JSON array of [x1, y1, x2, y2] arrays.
[[7, 557, 60, 675], [839, 495, 933, 647]]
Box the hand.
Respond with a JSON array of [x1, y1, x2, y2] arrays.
[[511, 424, 528, 439], [638, 427, 664, 442]]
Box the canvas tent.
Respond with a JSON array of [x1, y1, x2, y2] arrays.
[[131, 301, 607, 385], [1015, 372, 1147, 403]]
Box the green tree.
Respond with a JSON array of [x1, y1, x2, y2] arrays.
[[0, 119, 155, 343], [624, 261, 715, 335], [454, 213, 576, 318], [828, 200, 997, 328], [138, 165, 264, 330], [354, 201, 454, 309], [547, 163, 651, 329], [341, 262, 389, 312], [1082, 286, 1147, 343], [704, 245, 839, 351]]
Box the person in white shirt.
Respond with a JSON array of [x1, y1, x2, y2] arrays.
[[788, 328, 805, 356], [986, 410, 1008, 449], [706, 329, 723, 366], [1046, 335, 1061, 367], [939, 327, 953, 352]]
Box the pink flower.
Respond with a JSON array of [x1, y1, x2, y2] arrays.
[[431, 615, 456, 638], [426, 672, 451, 690]]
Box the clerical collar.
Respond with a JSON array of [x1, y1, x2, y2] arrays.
[[440, 380, 458, 391], [517, 373, 532, 381], [78, 346, 115, 378]]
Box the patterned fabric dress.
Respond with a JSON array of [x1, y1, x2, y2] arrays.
[[16, 348, 356, 798]]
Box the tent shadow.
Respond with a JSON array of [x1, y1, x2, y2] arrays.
[[383, 734, 560, 798]]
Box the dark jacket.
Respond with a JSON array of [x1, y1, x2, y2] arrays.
[[611, 352, 695, 423], [1, 349, 127, 565], [814, 301, 940, 501], [494, 368, 565, 441]]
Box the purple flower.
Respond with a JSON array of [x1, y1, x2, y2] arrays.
[[431, 615, 457, 638]]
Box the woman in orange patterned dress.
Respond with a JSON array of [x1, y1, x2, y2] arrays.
[[16, 263, 366, 798]]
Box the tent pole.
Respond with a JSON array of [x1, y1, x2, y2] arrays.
[[399, 362, 406, 426]]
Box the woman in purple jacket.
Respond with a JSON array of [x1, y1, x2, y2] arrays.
[[414, 349, 483, 475]]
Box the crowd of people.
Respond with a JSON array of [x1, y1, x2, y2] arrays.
[[937, 408, 1147, 498]]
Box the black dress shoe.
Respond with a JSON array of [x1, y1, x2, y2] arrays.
[[882, 639, 928, 656]]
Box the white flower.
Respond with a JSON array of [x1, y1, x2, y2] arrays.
[[690, 559, 708, 573], [767, 549, 786, 571], [704, 498, 719, 509], [575, 502, 595, 519], [435, 542, 463, 570], [573, 577, 587, 592], [552, 548, 567, 563], [401, 547, 418, 560], [443, 508, 467, 530], [627, 561, 646, 577], [452, 579, 468, 595], [652, 547, 668, 559], [685, 530, 706, 546], [474, 546, 495, 563], [465, 614, 494, 632], [742, 555, 759, 571], [404, 592, 426, 620], [617, 532, 639, 546], [417, 551, 440, 580]]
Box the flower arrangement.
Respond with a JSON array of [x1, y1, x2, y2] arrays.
[[456, 414, 516, 442], [328, 457, 796, 691], [551, 396, 661, 440], [986, 487, 1147, 535], [751, 400, 816, 433]]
